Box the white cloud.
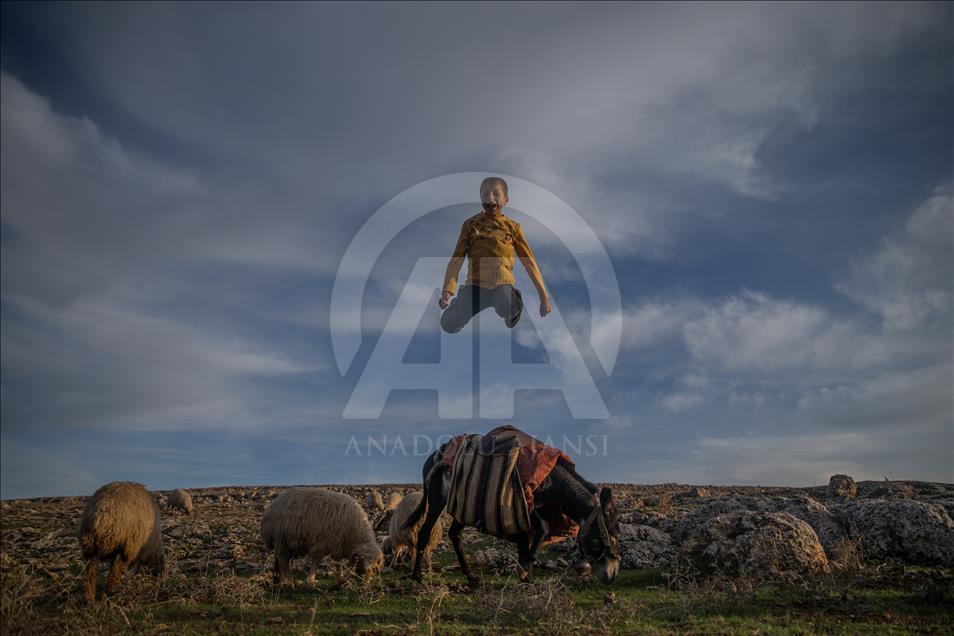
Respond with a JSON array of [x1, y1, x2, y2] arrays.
[[0, 70, 344, 312], [727, 391, 767, 407], [796, 362, 953, 411], [659, 392, 705, 413], [632, 420, 952, 486], [835, 184, 953, 331], [682, 289, 829, 372], [1, 292, 317, 431]]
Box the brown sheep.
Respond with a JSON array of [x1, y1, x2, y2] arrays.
[[381, 491, 442, 571], [78, 481, 165, 603], [261, 487, 383, 588], [167, 488, 193, 514], [366, 489, 385, 511]]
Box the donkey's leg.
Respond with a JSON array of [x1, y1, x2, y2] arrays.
[[516, 537, 533, 583], [411, 474, 446, 581], [527, 511, 549, 563], [448, 520, 478, 586]]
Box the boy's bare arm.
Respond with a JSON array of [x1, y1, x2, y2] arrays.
[[513, 223, 552, 317]]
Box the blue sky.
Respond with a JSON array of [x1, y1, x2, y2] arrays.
[[1, 2, 951, 499]]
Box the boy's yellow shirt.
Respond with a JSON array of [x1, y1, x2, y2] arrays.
[[442, 211, 536, 295]]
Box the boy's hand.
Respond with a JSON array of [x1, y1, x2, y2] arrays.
[[539, 296, 552, 317], [439, 291, 453, 310]]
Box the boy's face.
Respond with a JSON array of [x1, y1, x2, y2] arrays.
[[480, 183, 508, 216]]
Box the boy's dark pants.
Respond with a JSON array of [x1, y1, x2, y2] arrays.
[[441, 284, 523, 333]]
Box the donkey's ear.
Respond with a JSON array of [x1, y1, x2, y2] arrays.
[[599, 487, 614, 510]]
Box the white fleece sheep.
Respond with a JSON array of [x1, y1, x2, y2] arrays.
[[261, 487, 383, 587], [78, 481, 165, 603], [366, 489, 385, 511], [381, 491, 443, 570], [385, 490, 402, 511]]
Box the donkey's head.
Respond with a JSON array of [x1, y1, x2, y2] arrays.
[[577, 487, 620, 584]]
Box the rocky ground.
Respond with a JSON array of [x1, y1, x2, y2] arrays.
[[2, 477, 953, 634], [2, 478, 953, 583]]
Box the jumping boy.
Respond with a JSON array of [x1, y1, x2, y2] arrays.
[[439, 176, 552, 333]]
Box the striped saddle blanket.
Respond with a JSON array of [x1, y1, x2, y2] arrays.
[[445, 434, 532, 538]]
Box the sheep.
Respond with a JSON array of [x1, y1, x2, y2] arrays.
[[366, 489, 385, 511], [385, 490, 403, 511], [167, 488, 193, 514], [78, 481, 165, 603], [261, 487, 383, 588], [381, 491, 442, 571]]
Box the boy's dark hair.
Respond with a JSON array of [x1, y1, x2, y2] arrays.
[[480, 176, 508, 197]]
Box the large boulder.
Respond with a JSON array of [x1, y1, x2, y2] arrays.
[[672, 497, 776, 542], [782, 497, 846, 558], [835, 499, 954, 566], [679, 511, 830, 580], [827, 474, 857, 500], [618, 524, 676, 569], [620, 509, 675, 534]]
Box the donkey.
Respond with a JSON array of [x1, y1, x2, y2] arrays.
[[403, 442, 621, 585]]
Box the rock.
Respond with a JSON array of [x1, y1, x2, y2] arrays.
[[642, 511, 676, 535], [827, 475, 857, 500], [675, 487, 711, 500], [835, 499, 954, 566], [782, 497, 847, 558], [679, 511, 830, 580], [929, 497, 954, 521], [472, 549, 494, 567], [168, 489, 194, 515], [618, 524, 676, 569], [868, 482, 916, 500], [672, 498, 775, 542]]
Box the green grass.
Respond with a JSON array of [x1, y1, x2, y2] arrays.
[[3, 563, 952, 635]]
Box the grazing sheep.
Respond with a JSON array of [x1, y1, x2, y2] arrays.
[[78, 481, 165, 603], [261, 487, 383, 588], [381, 491, 442, 571], [366, 489, 385, 511], [167, 489, 193, 514], [385, 490, 402, 511]]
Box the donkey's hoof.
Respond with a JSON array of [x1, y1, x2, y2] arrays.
[[517, 566, 533, 584], [466, 575, 481, 589]]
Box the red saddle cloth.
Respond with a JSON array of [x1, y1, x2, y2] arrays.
[[443, 425, 579, 543]]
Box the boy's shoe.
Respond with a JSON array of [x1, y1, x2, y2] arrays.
[[505, 289, 523, 328]]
